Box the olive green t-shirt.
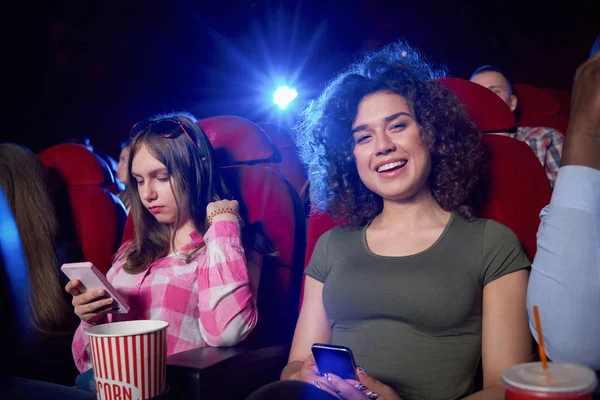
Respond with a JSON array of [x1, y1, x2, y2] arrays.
[[305, 214, 530, 400]]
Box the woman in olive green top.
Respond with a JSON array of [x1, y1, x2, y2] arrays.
[[280, 41, 532, 400]]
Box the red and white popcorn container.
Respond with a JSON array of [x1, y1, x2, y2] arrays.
[[87, 320, 169, 400]]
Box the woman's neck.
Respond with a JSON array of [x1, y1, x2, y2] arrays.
[[170, 219, 195, 253], [374, 188, 450, 232]]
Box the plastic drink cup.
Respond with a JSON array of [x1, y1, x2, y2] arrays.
[[502, 362, 598, 400], [87, 320, 169, 400]]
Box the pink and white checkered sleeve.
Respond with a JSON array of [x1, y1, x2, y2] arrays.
[[197, 220, 258, 346], [72, 320, 95, 372]]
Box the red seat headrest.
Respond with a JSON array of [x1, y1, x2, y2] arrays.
[[198, 116, 277, 166], [513, 84, 567, 135], [545, 88, 571, 115], [439, 77, 516, 133], [513, 84, 562, 114], [38, 144, 112, 186]]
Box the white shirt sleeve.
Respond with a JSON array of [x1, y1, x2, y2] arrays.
[[526, 165, 600, 370]]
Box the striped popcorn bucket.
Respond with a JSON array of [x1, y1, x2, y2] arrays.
[[87, 320, 169, 400]]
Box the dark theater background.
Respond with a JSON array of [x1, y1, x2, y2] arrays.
[[9, 0, 600, 157]]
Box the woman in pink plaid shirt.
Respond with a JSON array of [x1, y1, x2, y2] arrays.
[[65, 112, 260, 383]]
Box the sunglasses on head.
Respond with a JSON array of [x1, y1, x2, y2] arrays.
[[129, 118, 198, 150]]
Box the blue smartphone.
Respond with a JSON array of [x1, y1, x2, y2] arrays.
[[312, 343, 359, 380]]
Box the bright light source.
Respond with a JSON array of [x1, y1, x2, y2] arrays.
[[273, 86, 298, 110]]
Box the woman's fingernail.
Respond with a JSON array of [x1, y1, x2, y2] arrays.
[[354, 383, 367, 391], [322, 372, 331, 382], [366, 391, 379, 399], [312, 381, 321, 389], [357, 366, 367, 375], [105, 298, 113, 304]]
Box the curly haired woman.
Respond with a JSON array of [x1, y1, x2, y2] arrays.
[[274, 42, 532, 400]]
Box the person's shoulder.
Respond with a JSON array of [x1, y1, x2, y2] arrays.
[[311, 224, 363, 251], [451, 215, 518, 241], [328, 224, 363, 240], [448, 213, 489, 233], [477, 218, 520, 244], [519, 126, 563, 140], [330, 223, 362, 233], [539, 126, 563, 141]]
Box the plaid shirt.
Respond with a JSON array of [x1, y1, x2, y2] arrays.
[[516, 127, 563, 188], [72, 220, 258, 373]]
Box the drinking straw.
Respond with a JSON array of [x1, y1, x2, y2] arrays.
[[533, 305, 548, 370]]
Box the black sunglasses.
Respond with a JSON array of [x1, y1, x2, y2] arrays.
[[129, 118, 198, 150]]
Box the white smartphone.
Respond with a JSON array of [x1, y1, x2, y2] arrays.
[[61, 262, 130, 314]]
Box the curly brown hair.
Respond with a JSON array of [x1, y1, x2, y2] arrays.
[[295, 41, 486, 226]]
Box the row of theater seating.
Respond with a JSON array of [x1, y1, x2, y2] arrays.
[[15, 77, 555, 398]]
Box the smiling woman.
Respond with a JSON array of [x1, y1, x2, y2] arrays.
[[296, 42, 485, 226], [350, 93, 432, 205], [273, 41, 533, 400]]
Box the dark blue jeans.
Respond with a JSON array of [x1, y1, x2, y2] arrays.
[[74, 368, 96, 394]]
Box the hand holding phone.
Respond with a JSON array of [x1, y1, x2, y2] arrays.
[[312, 343, 359, 380], [62, 262, 130, 323]]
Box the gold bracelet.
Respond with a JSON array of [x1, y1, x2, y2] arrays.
[[207, 208, 241, 226]]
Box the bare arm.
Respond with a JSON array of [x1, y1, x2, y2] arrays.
[[281, 276, 332, 380], [526, 50, 600, 370], [465, 269, 532, 400], [560, 50, 600, 170]]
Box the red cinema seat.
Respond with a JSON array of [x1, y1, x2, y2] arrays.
[[202, 116, 306, 346], [220, 165, 305, 347], [198, 115, 278, 165], [513, 83, 567, 136], [546, 88, 571, 117], [38, 144, 127, 275], [440, 77, 516, 133], [439, 78, 551, 259], [480, 135, 551, 260], [258, 122, 309, 206], [513, 84, 562, 115]]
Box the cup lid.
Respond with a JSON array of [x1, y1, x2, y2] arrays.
[[87, 320, 169, 338], [502, 362, 598, 394]]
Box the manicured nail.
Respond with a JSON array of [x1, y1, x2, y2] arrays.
[[357, 366, 367, 375], [105, 298, 113, 304], [322, 372, 331, 382], [95, 289, 105, 296], [354, 384, 367, 391], [366, 391, 378, 399], [312, 381, 321, 389]]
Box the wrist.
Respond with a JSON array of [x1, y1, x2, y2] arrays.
[[207, 208, 241, 226], [211, 213, 240, 224], [566, 120, 600, 139]]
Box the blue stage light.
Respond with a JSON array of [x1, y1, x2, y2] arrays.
[[273, 86, 298, 110]]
